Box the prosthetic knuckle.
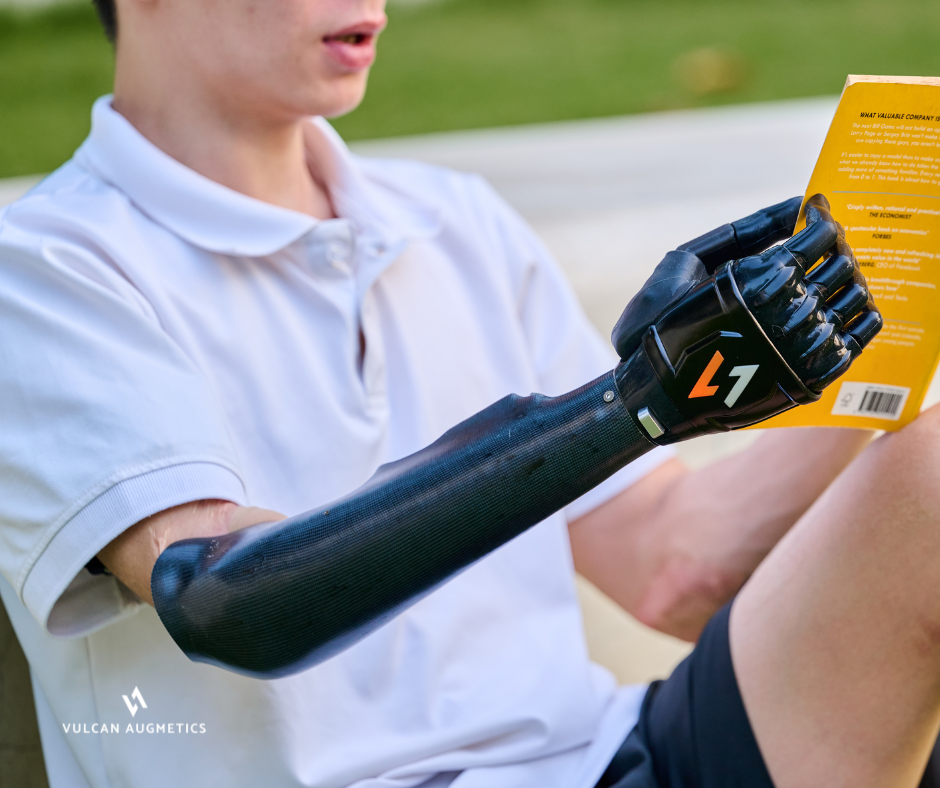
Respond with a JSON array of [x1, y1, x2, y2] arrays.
[[735, 248, 801, 310], [841, 335, 863, 358], [822, 305, 844, 333], [846, 309, 883, 348], [807, 255, 854, 300], [785, 219, 840, 269], [810, 340, 851, 392], [779, 288, 822, 336], [778, 321, 848, 392], [809, 350, 853, 392], [829, 284, 870, 324]]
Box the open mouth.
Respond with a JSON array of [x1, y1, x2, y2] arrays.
[[327, 33, 373, 46], [322, 20, 385, 69]]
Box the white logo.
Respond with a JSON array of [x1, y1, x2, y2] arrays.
[[122, 687, 148, 717], [724, 365, 760, 407], [63, 686, 206, 735]]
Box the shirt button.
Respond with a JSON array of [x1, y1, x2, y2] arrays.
[[327, 242, 348, 265]]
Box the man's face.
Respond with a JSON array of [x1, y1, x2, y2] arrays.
[[143, 0, 388, 121]]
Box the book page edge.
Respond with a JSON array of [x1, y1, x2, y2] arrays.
[[846, 74, 940, 88]]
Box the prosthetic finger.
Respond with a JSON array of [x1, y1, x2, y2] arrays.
[[797, 309, 885, 393], [731, 196, 805, 258], [729, 193, 882, 392], [848, 309, 882, 346], [777, 281, 880, 392], [826, 284, 870, 330], [802, 203, 881, 383], [805, 249, 855, 300], [677, 196, 802, 273], [781, 216, 840, 271], [804, 192, 836, 226]]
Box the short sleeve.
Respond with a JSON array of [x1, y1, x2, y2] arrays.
[[467, 177, 675, 521], [0, 213, 245, 637]]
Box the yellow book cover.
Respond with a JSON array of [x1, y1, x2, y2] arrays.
[[765, 75, 940, 431]]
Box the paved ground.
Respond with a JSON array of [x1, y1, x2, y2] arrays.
[[0, 98, 842, 683]]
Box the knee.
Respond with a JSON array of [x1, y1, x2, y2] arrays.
[[887, 403, 940, 455], [864, 404, 940, 498]]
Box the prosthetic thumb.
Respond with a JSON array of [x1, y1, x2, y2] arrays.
[[611, 250, 707, 361]]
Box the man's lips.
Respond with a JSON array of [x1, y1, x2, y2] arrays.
[[323, 19, 386, 71]]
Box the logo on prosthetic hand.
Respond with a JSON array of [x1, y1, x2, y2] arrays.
[[688, 351, 760, 407], [636, 266, 821, 442]]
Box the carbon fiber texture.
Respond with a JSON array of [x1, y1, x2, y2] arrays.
[[152, 370, 655, 677]]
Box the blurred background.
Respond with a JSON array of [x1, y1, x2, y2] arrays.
[[2, 0, 940, 177], [1, 2, 939, 784]]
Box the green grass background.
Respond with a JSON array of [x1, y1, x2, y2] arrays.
[[1, 0, 939, 178]]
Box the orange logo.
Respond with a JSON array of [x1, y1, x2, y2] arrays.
[[689, 351, 724, 398]]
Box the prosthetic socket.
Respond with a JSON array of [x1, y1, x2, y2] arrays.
[[152, 195, 882, 678]]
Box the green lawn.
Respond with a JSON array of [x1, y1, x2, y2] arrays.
[[1, 0, 939, 178]]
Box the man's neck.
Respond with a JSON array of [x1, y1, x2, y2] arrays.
[[111, 81, 335, 221]]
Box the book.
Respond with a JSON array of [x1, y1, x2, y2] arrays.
[[765, 75, 940, 431]]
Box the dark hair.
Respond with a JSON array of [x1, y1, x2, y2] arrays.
[[91, 0, 117, 44]]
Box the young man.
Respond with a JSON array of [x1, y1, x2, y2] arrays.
[[0, 1, 937, 787]]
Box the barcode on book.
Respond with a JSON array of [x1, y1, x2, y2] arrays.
[[859, 389, 904, 416], [831, 381, 911, 421]]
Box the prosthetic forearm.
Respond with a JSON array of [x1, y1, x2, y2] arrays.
[[152, 195, 882, 678], [153, 373, 654, 677]]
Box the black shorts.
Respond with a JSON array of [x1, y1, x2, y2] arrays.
[[595, 601, 940, 788]]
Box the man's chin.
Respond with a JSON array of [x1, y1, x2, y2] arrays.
[[315, 76, 370, 120]]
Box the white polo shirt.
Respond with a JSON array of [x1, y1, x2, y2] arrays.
[[0, 96, 671, 788]]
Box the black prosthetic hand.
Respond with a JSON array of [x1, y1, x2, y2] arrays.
[[612, 194, 882, 443], [151, 195, 880, 678]]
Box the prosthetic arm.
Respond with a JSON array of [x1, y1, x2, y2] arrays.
[[152, 195, 882, 678]]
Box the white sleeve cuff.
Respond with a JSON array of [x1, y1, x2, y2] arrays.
[[564, 445, 676, 523], [21, 461, 246, 638]]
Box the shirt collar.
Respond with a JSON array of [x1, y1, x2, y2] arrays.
[[74, 96, 440, 257]]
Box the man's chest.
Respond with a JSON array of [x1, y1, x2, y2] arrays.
[[122, 233, 538, 512]]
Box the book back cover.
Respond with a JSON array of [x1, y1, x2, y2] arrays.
[[765, 75, 940, 430]]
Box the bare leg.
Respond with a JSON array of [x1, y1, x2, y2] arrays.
[[732, 403, 940, 787]]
